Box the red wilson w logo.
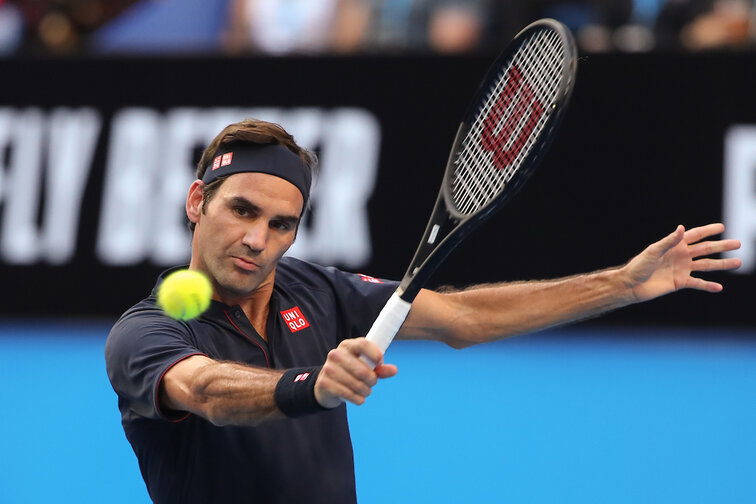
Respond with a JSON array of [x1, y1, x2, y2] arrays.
[[480, 65, 545, 169]]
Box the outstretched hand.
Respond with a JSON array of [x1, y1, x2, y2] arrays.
[[622, 223, 741, 302]]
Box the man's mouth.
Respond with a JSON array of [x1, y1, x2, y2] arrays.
[[231, 256, 260, 271]]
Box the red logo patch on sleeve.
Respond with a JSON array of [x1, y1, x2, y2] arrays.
[[221, 152, 233, 166], [212, 155, 222, 170], [358, 274, 383, 284], [280, 306, 310, 333]]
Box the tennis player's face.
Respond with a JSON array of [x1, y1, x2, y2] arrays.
[[189, 173, 303, 300]]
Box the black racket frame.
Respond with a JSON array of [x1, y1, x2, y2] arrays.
[[397, 19, 578, 302]]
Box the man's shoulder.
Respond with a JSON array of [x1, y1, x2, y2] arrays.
[[276, 257, 374, 302], [113, 266, 187, 324], [278, 255, 326, 271], [116, 294, 161, 323], [276, 256, 398, 294], [108, 291, 191, 345], [276, 256, 337, 286]]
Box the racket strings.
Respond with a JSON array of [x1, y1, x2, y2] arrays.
[[455, 37, 549, 209], [451, 28, 565, 215], [453, 30, 561, 213], [456, 30, 562, 207]]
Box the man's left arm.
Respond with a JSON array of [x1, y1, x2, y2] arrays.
[[397, 223, 741, 348]]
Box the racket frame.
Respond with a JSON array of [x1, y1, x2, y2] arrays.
[[397, 18, 578, 302]]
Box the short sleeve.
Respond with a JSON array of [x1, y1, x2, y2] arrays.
[[319, 267, 400, 340], [105, 306, 205, 421]]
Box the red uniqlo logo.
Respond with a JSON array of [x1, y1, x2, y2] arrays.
[[280, 306, 310, 333], [221, 152, 233, 166], [294, 372, 310, 382], [358, 274, 383, 284], [212, 156, 222, 170]]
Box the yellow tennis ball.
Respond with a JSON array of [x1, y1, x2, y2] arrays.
[[157, 269, 213, 320]]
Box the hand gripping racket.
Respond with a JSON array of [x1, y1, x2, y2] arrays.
[[364, 19, 578, 358]]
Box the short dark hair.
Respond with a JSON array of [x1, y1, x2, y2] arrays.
[[189, 119, 317, 231]]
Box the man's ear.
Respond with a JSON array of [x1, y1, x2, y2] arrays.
[[186, 180, 205, 225]]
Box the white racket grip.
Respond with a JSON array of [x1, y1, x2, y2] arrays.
[[361, 292, 412, 367]]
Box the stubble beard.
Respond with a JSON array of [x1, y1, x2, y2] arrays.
[[207, 253, 270, 300]]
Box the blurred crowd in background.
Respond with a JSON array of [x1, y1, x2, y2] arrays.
[[0, 0, 754, 56]]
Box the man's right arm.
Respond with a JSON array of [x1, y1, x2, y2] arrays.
[[159, 338, 397, 426], [160, 355, 284, 426]]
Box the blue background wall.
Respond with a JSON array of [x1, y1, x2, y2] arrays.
[[2, 323, 754, 503]]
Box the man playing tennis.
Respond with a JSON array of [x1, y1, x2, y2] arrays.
[[106, 119, 740, 504]]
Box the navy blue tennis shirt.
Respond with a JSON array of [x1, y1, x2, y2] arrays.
[[105, 257, 398, 504]]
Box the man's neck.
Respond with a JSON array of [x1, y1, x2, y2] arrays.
[[215, 274, 276, 342]]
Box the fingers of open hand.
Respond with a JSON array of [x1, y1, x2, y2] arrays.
[[684, 276, 723, 293], [690, 257, 742, 272], [687, 239, 741, 259], [683, 223, 725, 244], [649, 225, 684, 257]]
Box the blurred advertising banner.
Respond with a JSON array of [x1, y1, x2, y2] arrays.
[[0, 54, 754, 325]]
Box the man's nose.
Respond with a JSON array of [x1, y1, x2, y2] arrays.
[[241, 220, 268, 253]]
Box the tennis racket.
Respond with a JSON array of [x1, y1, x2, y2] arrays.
[[364, 19, 578, 357]]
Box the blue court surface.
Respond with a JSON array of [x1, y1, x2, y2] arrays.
[[1, 322, 754, 503]]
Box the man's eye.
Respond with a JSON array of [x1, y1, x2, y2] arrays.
[[233, 207, 249, 217], [272, 221, 292, 231]]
